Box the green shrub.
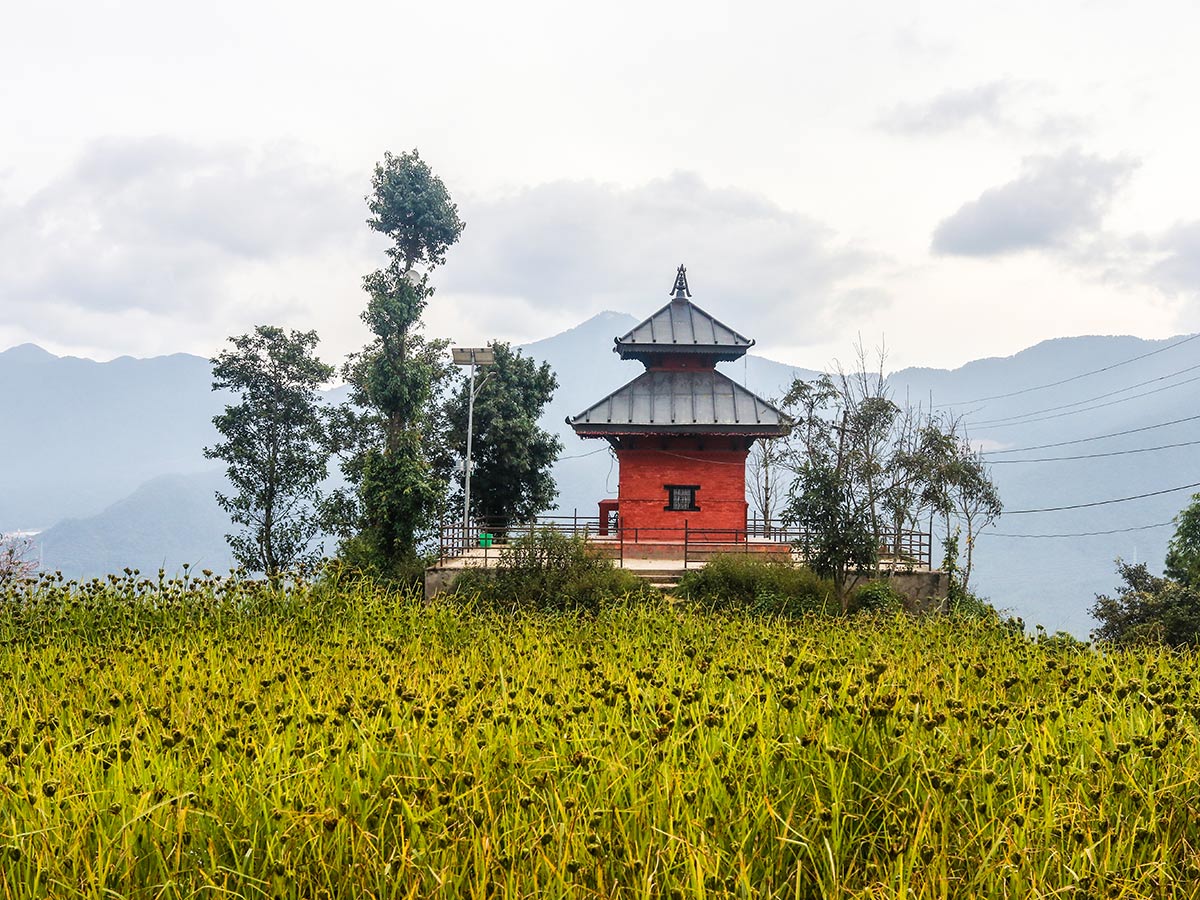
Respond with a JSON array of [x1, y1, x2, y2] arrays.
[[850, 579, 906, 614], [333, 533, 431, 591], [1034, 627, 1091, 653], [677, 554, 835, 616], [450, 528, 656, 611], [949, 588, 1000, 620]]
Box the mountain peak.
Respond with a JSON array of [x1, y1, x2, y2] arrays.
[[520, 310, 638, 353], [1, 343, 57, 361]]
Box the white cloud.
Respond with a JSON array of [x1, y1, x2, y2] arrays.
[[1147, 222, 1200, 296], [439, 173, 879, 347], [881, 83, 1013, 135], [931, 150, 1137, 257], [0, 137, 362, 320]]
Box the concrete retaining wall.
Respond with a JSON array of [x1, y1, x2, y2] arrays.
[[865, 571, 949, 614], [427, 561, 949, 609], [424, 566, 473, 600]]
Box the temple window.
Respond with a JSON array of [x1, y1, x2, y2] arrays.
[[665, 485, 700, 511]]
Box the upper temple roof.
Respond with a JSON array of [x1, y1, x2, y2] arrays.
[[613, 266, 755, 364]]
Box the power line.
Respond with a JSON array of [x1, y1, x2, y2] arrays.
[[982, 412, 1200, 455], [558, 445, 610, 461], [987, 438, 1200, 464], [934, 332, 1200, 408], [662, 450, 749, 467], [1006, 481, 1200, 515], [966, 361, 1200, 426], [983, 521, 1174, 538], [969, 372, 1200, 429]]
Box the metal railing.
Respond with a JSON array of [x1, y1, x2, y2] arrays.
[[437, 513, 932, 571], [437, 513, 600, 565]]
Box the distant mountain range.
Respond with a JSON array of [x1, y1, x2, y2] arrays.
[[4, 317, 1198, 637]]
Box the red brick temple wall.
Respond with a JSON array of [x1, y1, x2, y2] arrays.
[[615, 439, 749, 541]]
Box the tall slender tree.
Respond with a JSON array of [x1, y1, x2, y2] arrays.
[[204, 326, 334, 575], [330, 150, 465, 570]]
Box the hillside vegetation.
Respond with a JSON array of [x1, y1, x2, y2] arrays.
[[3, 575, 1200, 898]]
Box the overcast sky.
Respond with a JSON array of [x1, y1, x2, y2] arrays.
[[2, 0, 1198, 371]]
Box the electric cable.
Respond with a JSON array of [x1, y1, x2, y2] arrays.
[[557, 445, 610, 461], [1006, 480, 1200, 515], [982, 413, 1200, 455], [983, 521, 1174, 538], [967, 372, 1200, 429], [934, 332, 1200, 407], [661, 450, 754, 466], [965, 361, 1200, 426], [986, 438, 1200, 464]]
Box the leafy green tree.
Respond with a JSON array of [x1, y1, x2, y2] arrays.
[[204, 326, 334, 575], [1165, 492, 1200, 587], [329, 150, 465, 570], [439, 342, 562, 523], [780, 373, 881, 608], [784, 461, 877, 611], [1091, 497, 1200, 647], [1091, 560, 1200, 647], [779, 349, 1001, 607], [367, 150, 465, 271], [903, 418, 1002, 592]]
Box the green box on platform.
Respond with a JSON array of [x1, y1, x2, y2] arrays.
[[479, 533, 494, 548]]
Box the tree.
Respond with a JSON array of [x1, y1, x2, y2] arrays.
[[779, 344, 1002, 608], [330, 150, 465, 570], [746, 397, 788, 533], [780, 371, 884, 608], [1092, 495, 1200, 647], [900, 416, 1002, 592], [942, 435, 1002, 592], [0, 533, 37, 588], [204, 326, 334, 576], [438, 342, 562, 523], [1091, 560, 1200, 647], [367, 150, 465, 272], [1165, 492, 1200, 587], [785, 460, 877, 610]]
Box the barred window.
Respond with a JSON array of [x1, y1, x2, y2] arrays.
[[665, 485, 699, 511]]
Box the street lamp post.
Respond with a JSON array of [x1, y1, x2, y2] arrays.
[[451, 347, 495, 533]]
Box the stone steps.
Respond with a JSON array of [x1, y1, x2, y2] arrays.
[[621, 566, 687, 593]]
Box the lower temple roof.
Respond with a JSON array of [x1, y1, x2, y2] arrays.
[[568, 368, 790, 436]]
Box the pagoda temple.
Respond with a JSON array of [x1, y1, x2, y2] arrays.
[[568, 266, 790, 542]]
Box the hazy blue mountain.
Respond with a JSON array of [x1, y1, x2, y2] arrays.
[[890, 335, 1200, 637], [36, 472, 236, 580], [0, 343, 228, 532], [5, 321, 1198, 637]]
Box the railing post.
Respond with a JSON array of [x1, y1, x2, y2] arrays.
[[684, 520, 689, 569]]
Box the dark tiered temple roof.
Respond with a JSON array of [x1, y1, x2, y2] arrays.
[[569, 369, 788, 436], [569, 265, 791, 439], [614, 266, 754, 363]]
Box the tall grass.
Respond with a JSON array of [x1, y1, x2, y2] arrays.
[[2, 571, 1200, 898]]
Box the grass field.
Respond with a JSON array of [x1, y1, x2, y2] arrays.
[[3, 571, 1200, 898]]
